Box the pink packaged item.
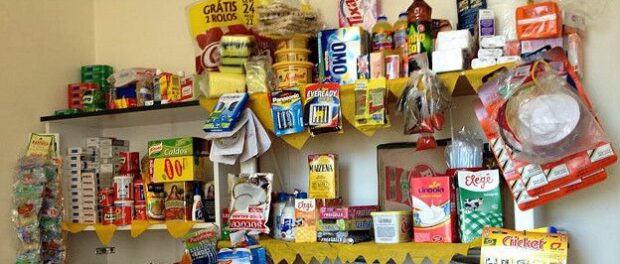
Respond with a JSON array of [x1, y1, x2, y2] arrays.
[[410, 176, 458, 243], [320, 205, 379, 220], [338, 0, 380, 31]]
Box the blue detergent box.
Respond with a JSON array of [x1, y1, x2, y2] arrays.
[[318, 27, 369, 85]]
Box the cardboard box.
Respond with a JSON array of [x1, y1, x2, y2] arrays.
[[164, 182, 194, 221], [308, 154, 339, 199], [411, 176, 458, 243], [152, 155, 209, 183], [456, 170, 504, 243], [481, 227, 568, 264], [317, 218, 373, 231], [148, 137, 209, 159], [318, 27, 368, 85], [294, 198, 318, 243]]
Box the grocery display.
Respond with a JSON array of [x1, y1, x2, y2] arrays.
[[27, 0, 617, 263]]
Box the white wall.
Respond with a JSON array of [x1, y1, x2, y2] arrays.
[[0, 1, 95, 263]]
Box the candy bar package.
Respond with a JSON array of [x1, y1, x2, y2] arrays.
[[319, 205, 378, 220], [338, 0, 380, 31], [481, 227, 568, 264], [317, 218, 373, 232], [316, 231, 373, 244], [304, 83, 343, 136], [456, 170, 503, 243], [228, 173, 273, 233], [203, 93, 249, 132], [270, 90, 304, 137]]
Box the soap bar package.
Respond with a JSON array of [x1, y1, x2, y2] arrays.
[[318, 27, 368, 84], [456, 170, 503, 243]]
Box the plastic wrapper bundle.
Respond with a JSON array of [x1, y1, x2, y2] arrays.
[[397, 56, 451, 149], [228, 173, 273, 234], [495, 61, 607, 164], [244, 56, 276, 94], [13, 157, 65, 264], [255, 0, 323, 37], [446, 127, 484, 169]]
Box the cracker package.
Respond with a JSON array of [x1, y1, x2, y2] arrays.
[[481, 227, 568, 264], [228, 173, 273, 233], [304, 83, 343, 136], [270, 90, 304, 137], [308, 154, 339, 199], [294, 198, 318, 243]]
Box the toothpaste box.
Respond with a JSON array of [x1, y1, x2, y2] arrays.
[[410, 176, 458, 243], [456, 170, 503, 243], [318, 27, 369, 85]]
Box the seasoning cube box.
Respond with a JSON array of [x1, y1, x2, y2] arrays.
[[152, 155, 209, 183], [148, 137, 209, 159], [294, 198, 318, 243]]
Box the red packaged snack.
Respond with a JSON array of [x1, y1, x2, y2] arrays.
[[516, 2, 562, 41]]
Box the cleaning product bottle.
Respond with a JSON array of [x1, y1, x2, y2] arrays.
[[393, 11, 410, 77], [407, 0, 433, 71], [280, 195, 296, 242], [191, 184, 205, 222], [272, 193, 288, 240], [372, 15, 394, 52]]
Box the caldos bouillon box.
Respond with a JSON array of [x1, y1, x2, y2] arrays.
[[308, 154, 339, 199]]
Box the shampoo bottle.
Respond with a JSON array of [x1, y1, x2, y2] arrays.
[[191, 184, 205, 222]]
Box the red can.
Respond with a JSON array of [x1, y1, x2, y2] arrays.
[[134, 178, 146, 204], [134, 204, 147, 220], [102, 206, 116, 225], [119, 152, 140, 174], [99, 187, 115, 207], [114, 201, 134, 226]]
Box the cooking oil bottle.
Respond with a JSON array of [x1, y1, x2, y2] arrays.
[[372, 15, 394, 52]]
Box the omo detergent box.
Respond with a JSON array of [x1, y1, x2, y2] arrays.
[[456, 170, 503, 243], [318, 27, 368, 84]]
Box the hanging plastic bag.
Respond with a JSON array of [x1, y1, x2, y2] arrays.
[[492, 61, 608, 164]]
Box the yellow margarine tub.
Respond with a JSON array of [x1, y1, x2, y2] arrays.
[[273, 61, 314, 89], [276, 36, 309, 50], [275, 48, 311, 63], [371, 211, 413, 244]]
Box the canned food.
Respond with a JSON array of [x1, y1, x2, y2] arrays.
[[113, 175, 134, 201], [119, 152, 140, 174], [99, 187, 115, 207], [102, 206, 116, 225], [134, 204, 147, 220], [114, 201, 134, 226], [134, 178, 145, 204]]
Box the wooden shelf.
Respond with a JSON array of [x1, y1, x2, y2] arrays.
[[40, 101, 206, 129]]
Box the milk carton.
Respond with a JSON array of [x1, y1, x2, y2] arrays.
[[457, 170, 503, 243], [294, 198, 318, 243], [410, 176, 458, 243]]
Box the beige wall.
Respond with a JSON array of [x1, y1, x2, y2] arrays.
[[0, 0, 95, 263]]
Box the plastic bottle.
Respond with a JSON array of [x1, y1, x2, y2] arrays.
[[280, 195, 296, 242], [372, 15, 394, 52], [407, 0, 433, 71], [191, 184, 205, 222], [272, 193, 288, 240], [393, 11, 410, 77]]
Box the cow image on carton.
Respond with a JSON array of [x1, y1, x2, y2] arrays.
[[410, 176, 458, 243], [456, 170, 503, 243]]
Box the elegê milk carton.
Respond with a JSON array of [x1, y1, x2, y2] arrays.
[[410, 176, 458, 243], [456, 170, 503, 243]]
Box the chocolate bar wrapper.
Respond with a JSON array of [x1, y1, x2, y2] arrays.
[[318, 218, 373, 231], [316, 231, 373, 244], [319, 205, 379, 220]]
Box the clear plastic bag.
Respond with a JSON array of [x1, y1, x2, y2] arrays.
[[497, 61, 608, 164], [446, 127, 484, 169]]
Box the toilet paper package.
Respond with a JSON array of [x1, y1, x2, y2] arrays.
[[410, 176, 458, 243], [456, 170, 503, 243]]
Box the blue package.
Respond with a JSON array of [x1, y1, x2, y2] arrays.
[[270, 90, 304, 137], [318, 27, 368, 85], [456, 0, 488, 34], [217, 248, 252, 264], [249, 246, 267, 264], [203, 93, 249, 132]]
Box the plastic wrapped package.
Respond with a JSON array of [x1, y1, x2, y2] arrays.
[[244, 56, 276, 94], [446, 127, 484, 169], [255, 0, 323, 37]]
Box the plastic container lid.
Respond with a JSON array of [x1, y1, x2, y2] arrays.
[[370, 211, 412, 216], [274, 48, 311, 55]]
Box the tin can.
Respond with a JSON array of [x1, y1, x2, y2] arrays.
[[114, 201, 134, 226], [102, 206, 116, 225], [99, 187, 115, 206], [385, 55, 401, 80], [134, 204, 147, 220], [113, 175, 134, 201], [134, 178, 145, 204], [119, 152, 140, 174]]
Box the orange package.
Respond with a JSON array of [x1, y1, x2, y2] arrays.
[[516, 2, 562, 41]]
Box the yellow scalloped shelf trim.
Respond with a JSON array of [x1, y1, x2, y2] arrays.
[[219, 238, 479, 264]]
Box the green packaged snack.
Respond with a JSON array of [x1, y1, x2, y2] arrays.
[[183, 227, 219, 264], [317, 218, 373, 232]]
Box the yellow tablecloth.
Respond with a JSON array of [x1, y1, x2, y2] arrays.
[[219, 238, 478, 264], [200, 64, 514, 149]]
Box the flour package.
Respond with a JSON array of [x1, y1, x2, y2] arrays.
[[456, 170, 503, 243]]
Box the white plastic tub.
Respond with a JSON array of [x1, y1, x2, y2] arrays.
[[370, 211, 413, 244]]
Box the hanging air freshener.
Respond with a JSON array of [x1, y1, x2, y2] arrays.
[[304, 83, 343, 136], [270, 90, 305, 136]]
